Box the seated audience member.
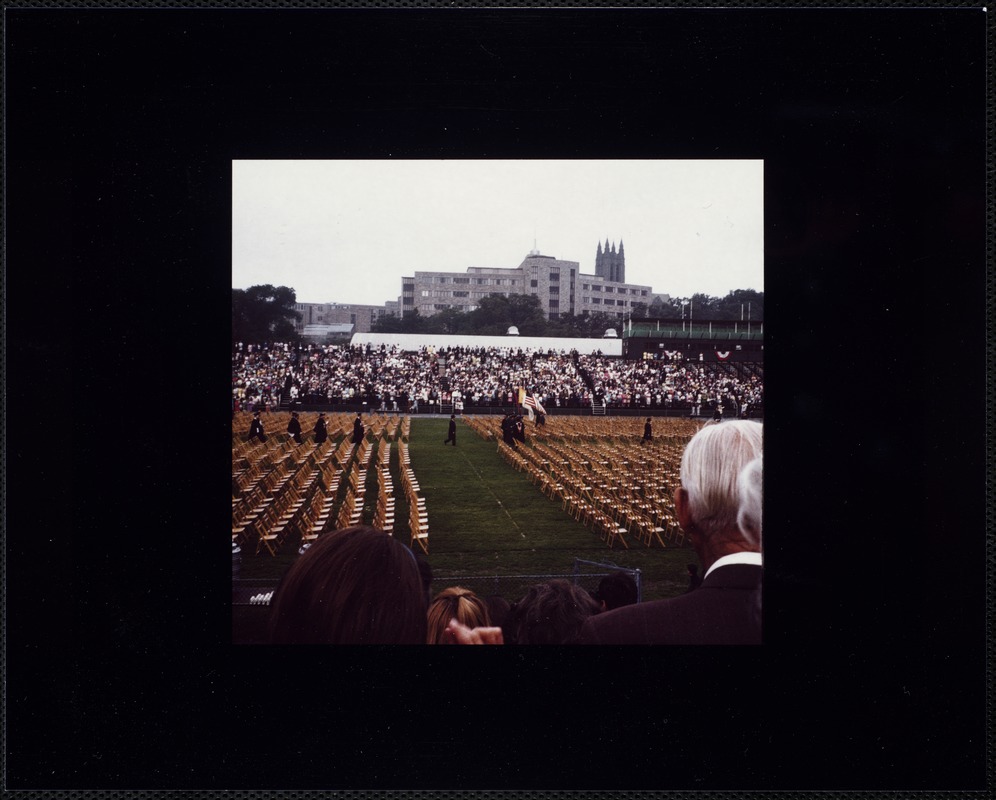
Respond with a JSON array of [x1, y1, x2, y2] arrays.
[[414, 552, 434, 607], [577, 420, 763, 645], [484, 595, 512, 630], [503, 580, 601, 645], [592, 571, 639, 611], [268, 526, 427, 645], [736, 455, 763, 545], [685, 563, 702, 592], [426, 586, 491, 645]]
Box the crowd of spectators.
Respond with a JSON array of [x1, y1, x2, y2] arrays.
[[578, 353, 763, 417], [440, 346, 593, 409], [232, 341, 762, 417]]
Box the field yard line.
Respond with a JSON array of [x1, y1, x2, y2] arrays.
[[458, 450, 527, 539]]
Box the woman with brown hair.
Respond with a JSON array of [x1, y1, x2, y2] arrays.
[[268, 526, 427, 645]]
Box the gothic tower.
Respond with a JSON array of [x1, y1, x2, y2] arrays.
[[595, 239, 625, 283]]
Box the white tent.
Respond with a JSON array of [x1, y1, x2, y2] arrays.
[[349, 332, 622, 356]]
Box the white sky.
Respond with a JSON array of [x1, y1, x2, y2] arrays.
[[232, 160, 763, 306]]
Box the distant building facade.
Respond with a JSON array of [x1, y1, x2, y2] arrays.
[[293, 302, 395, 335], [400, 243, 653, 321]]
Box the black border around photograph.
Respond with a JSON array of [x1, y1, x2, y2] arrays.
[[4, 5, 987, 794]]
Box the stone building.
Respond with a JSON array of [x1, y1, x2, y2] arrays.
[[292, 301, 396, 335], [399, 243, 652, 321]]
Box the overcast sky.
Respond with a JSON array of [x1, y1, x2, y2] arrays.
[[232, 160, 763, 306]]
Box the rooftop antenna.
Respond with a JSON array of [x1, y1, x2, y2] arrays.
[[529, 231, 540, 256]]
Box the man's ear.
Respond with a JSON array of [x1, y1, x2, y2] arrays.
[[674, 486, 693, 531]]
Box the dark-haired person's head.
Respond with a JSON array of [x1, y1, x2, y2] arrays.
[[485, 595, 512, 629], [414, 551, 434, 606], [594, 571, 638, 611], [268, 526, 427, 644], [504, 580, 601, 645]]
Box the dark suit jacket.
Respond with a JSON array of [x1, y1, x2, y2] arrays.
[[575, 564, 761, 645]]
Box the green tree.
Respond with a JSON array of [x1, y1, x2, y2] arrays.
[[713, 289, 764, 320], [400, 308, 429, 334], [630, 301, 649, 319], [648, 296, 670, 317], [371, 312, 403, 333], [468, 294, 514, 335], [233, 284, 302, 343], [507, 294, 548, 335], [425, 307, 470, 335]]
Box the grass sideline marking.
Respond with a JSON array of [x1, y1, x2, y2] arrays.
[[456, 447, 527, 538]]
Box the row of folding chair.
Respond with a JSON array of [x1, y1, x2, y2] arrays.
[[510, 437, 679, 550], [334, 459, 367, 530], [399, 442, 428, 553], [372, 442, 395, 534]]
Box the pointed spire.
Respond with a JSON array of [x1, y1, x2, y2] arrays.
[[618, 239, 624, 253], [597, 241, 602, 254]]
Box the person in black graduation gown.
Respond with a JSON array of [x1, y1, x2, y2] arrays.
[[513, 414, 526, 444], [352, 413, 365, 444], [443, 414, 457, 446], [313, 412, 328, 444], [287, 411, 303, 444], [247, 411, 266, 443], [641, 417, 653, 445], [500, 412, 517, 448]]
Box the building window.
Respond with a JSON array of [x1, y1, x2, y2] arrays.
[[604, 299, 615, 306], [549, 286, 559, 295], [530, 280, 538, 288], [583, 284, 590, 291], [592, 285, 602, 292], [641, 290, 648, 296], [453, 291, 469, 297], [421, 290, 430, 297], [434, 303, 450, 310], [591, 298, 601, 305], [605, 286, 614, 293], [454, 277, 470, 284], [549, 272, 560, 281], [549, 299, 560, 308], [403, 297, 413, 306]]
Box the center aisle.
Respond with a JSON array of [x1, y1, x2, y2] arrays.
[[403, 416, 690, 600]]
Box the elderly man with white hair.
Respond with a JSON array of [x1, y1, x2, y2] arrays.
[[577, 420, 763, 645]]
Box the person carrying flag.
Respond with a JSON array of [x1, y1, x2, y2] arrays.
[[518, 386, 547, 424]]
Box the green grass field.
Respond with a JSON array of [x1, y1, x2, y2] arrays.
[[235, 416, 696, 602]]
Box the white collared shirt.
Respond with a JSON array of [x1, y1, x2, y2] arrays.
[[703, 551, 763, 581]]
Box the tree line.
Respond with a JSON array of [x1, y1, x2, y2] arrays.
[[232, 285, 763, 343], [372, 289, 764, 336]]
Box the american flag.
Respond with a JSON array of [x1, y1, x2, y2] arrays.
[[518, 387, 546, 416]]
